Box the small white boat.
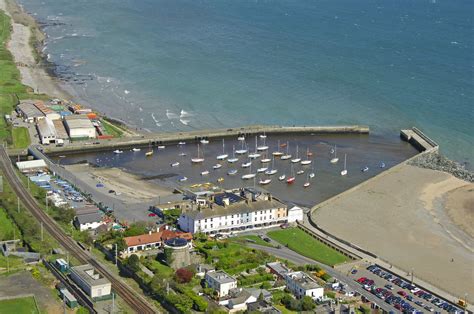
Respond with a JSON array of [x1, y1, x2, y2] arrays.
[[132, 148, 141, 152], [158, 145, 166, 149], [257, 145, 269, 151], [178, 176, 187, 182], [257, 167, 268, 173], [281, 141, 292, 160], [242, 173, 256, 180], [145, 151, 153, 157], [341, 154, 348, 176], [113, 150, 123, 154], [178, 141, 186, 145], [171, 162, 180, 167], [242, 162, 252, 168], [191, 144, 205, 163], [286, 177, 296, 184], [291, 145, 301, 163], [238, 135, 245, 141], [228, 169, 238, 176], [261, 158, 271, 163], [259, 179, 271, 185], [380, 162, 386, 168], [235, 149, 248, 154], [201, 170, 210, 176], [296, 170, 305, 175], [248, 153, 261, 159], [272, 151, 283, 157], [227, 145, 238, 163], [213, 164, 222, 170], [301, 160, 312, 165], [200, 139, 209, 144], [278, 174, 286, 181], [303, 182, 311, 188], [179, 152, 187, 157], [216, 139, 228, 160], [309, 172, 315, 178], [259, 132, 267, 139], [361, 166, 369, 172], [265, 169, 278, 175], [330, 145, 339, 164]]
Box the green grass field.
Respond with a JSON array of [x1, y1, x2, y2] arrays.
[[0, 206, 18, 240], [267, 228, 349, 266], [101, 119, 124, 137], [0, 296, 39, 314], [11, 127, 30, 148], [230, 235, 275, 247]]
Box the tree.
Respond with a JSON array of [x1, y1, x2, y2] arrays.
[[175, 267, 194, 283], [258, 292, 264, 301], [301, 296, 316, 311], [127, 254, 140, 272]]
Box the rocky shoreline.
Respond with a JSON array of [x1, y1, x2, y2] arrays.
[[409, 152, 474, 182]]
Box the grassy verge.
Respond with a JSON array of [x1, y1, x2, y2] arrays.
[[11, 126, 30, 148], [0, 206, 19, 240], [230, 235, 275, 247], [267, 228, 349, 266], [0, 295, 39, 314], [101, 119, 124, 137]]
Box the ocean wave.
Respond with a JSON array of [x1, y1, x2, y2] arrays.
[[166, 109, 178, 119], [179, 119, 190, 126], [151, 113, 162, 127]]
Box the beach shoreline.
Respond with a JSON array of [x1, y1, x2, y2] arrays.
[[1, 0, 142, 135]]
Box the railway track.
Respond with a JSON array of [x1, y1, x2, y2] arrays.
[[0, 147, 157, 314]]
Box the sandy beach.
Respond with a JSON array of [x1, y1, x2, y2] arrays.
[[1, 0, 69, 99], [65, 164, 174, 204], [312, 164, 474, 302]]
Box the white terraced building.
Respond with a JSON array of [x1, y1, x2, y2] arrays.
[[285, 271, 324, 300], [178, 188, 299, 234]]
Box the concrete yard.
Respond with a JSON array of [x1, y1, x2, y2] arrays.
[[312, 164, 473, 303]]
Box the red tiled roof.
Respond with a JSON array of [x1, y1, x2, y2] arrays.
[[124, 230, 192, 247]]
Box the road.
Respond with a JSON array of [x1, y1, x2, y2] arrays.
[[248, 242, 397, 312], [0, 146, 157, 314]]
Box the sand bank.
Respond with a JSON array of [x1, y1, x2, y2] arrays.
[[65, 164, 174, 204], [312, 164, 474, 302]]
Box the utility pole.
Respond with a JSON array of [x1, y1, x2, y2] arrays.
[[115, 243, 118, 266], [41, 222, 44, 241], [17, 196, 20, 213], [27, 178, 30, 190], [112, 292, 115, 313]]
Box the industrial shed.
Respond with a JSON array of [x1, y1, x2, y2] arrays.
[[37, 118, 58, 144], [64, 115, 96, 139], [16, 159, 48, 173], [17, 101, 44, 123]]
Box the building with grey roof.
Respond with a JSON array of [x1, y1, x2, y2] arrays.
[[70, 264, 111, 299], [17, 101, 45, 123], [205, 270, 237, 297], [284, 271, 324, 300], [178, 190, 288, 234], [74, 212, 104, 231], [64, 115, 96, 139], [37, 118, 57, 144]]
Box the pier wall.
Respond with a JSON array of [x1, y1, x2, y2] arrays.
[[41, 124, 369, 155]]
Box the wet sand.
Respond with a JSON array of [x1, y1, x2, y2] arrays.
[[445, 184, 474, 238], [65, 164, 174, 204], [312, 164, 474, 302]]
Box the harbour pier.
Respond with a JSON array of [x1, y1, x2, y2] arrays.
[[39, 124, 370, 155]]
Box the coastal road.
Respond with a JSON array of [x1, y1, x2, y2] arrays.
[[248, 243, 397, 313], [0, 146, 157, 314]]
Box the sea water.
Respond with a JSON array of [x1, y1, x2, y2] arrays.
[[17, 0, 474, 166]]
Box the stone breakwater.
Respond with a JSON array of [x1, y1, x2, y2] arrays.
[[409, 152, 473, 182]]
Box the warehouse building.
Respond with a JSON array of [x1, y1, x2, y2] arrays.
[[70, 264, 111, 300], [34, 101, 61, 120], [64, 115, 96, 139], [17, 101, 45, 123], [37, 118, 58, 144], [53, 119, 69, 140], [16, 159, 48, 173]]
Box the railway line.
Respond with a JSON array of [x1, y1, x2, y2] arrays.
[[0, 146, 157, 314]]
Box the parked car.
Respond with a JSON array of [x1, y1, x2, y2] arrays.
[[351, 269, 358, 274]]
